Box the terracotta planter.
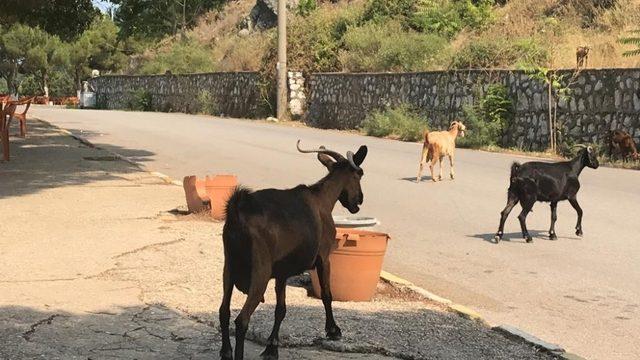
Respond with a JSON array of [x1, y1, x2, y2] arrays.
[[183, 176, 210, 213], [310, 228, 390, 302], [205, 175, 238, 220]]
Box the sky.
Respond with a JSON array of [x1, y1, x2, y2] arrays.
[[92, 0, 114, 13]]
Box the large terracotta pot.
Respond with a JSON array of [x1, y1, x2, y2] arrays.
[[183, 175, 210, 213], [310, 228, 390, 302], [204, 175, 238, 220]]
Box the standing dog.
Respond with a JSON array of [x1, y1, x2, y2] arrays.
[[417, 120, 466, 182]]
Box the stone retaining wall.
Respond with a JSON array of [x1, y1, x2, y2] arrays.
[[306, 69, 640, 150], [89, 72, 260, 118]]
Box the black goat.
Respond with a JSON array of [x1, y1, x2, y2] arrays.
[[494, 145, 599, 243], [219, 141, 368, 360]]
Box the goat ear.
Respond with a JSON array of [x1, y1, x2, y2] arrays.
[[353, 145, 368, 166], [317, 153, 335, 169]]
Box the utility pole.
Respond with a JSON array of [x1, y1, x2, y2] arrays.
[[277, 0, 287, 121]]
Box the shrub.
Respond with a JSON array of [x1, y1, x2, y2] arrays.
[[197, 90, 218, 115], [297, 0, 318, 16], [339, 20, 449, 72], [127, 89, 153, 111], [458, 84, 513, 148], [411, 2, 462, 39], [450, 37, 550, 69], [361, 0, 416, 24], [411, 0, 495, 39], [286, 4, 363, 73], [138, 38, 215, 75], [211, 32, 273, 71], [361, 104, 428, 141]]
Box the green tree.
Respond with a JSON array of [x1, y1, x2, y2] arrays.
[[0, 24, 33, 94], [69, 17, 125, 91], [0, 24, 70, 96], [23, 30, 70, 98], [0, 0, 100, 41], [110, 0, 225, 39]]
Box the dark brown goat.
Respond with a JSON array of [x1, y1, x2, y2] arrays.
[[608, 129, 639, 161], [576, 46, 591, 69], [219, 141, 368, 360]]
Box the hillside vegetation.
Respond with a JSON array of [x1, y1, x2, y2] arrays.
[[135, 0, 640, 75]]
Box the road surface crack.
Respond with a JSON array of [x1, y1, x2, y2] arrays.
[[22, 314, 62, 341], [112, 238, 186, 259], [0, 277, 80, 284]]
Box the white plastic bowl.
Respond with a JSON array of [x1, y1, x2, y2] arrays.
[[332, 215, 379, 228]]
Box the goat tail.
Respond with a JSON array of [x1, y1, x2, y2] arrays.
[[420, 129, 431, 163], [510, 162, 521, 180], [225, 186, 252, 225]]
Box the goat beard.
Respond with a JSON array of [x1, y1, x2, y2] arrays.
[[460, 131, 465, 137], [340, 200, 360, 214]]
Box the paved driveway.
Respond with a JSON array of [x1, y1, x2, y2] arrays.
[[30, 107, 640, 359]]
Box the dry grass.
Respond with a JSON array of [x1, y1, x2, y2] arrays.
[[453, 0, 640, 69], [210, 31, 274, 71], [189, 0, 256, 43]]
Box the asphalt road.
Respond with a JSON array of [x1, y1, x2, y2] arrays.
[[31, 107, 640, 360]]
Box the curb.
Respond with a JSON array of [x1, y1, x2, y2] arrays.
[[379, 271, 585, 359], [50, 119, 585, 360], [50, 121, 182, 187]]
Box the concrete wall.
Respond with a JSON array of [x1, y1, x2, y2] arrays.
[[306, 69, 640, 150], [90, 72, 260, 118]]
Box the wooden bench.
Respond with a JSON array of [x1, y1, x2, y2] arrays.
[[1, 102, 17, 161]]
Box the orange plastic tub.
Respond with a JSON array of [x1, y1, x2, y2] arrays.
[[310, 228, 390, 302], [204, 175, 238, 220]]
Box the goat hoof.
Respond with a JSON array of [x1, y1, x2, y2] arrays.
[[260, 345, 278, 360], [576, 230, 583, 237], [326, 326, 342, 341], [525, 236, 533, 243], [549, 233, 558, 240], [493, 235, 501, 244], [220, 349, 233, 360]]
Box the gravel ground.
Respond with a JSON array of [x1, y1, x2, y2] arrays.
[[0, 119, 558, 359]]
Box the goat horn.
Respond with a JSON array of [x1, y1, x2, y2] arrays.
[[347, 151, 360, 170], [296, 140, 345, 161], [572, 144, 587, 149]]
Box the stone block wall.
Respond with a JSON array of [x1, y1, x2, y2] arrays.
[[89, 72, 261, 118], [288, 71, 306, 117], [306, 69, 640, 150]]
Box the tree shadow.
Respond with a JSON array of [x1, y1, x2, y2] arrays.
[[0, 301, 560, 360], [0, 120, 155, 199], [60, 125, 155, 163]]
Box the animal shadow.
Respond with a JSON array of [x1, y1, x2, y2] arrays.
[[400, 176, 452, 183], [469, 230, 546, 244]]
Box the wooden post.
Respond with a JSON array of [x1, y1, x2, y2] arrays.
[[276, 0, 288, 121]]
